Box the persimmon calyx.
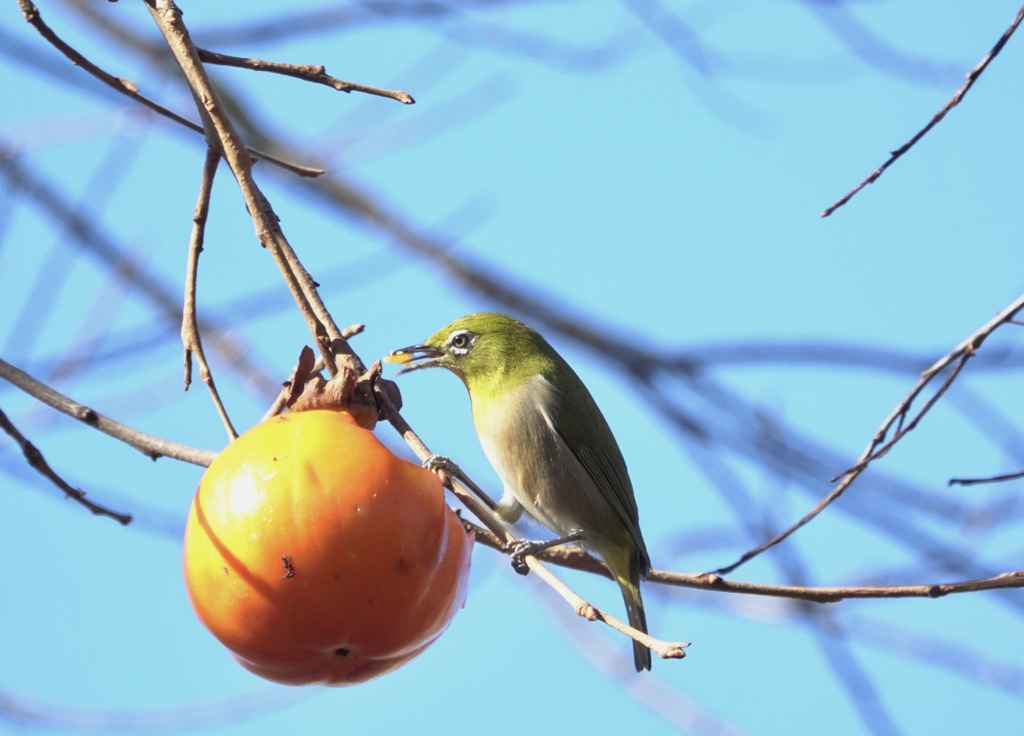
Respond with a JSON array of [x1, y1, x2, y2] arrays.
[[284, 347, 402, 430]]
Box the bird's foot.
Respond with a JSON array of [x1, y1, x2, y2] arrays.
[[423, 454, 461, 479], [422, 455, 506, 515], [507, 530, 583, 576]]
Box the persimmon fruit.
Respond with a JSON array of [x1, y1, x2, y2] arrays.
[[182, 408, 473, 686]]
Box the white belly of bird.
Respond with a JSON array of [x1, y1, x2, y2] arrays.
[[473, 375, 619, 558]]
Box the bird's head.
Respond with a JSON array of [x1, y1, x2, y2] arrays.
[[386, 312, 553, 389]]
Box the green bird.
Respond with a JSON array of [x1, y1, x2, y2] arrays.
[[387, 312, 652, 671]]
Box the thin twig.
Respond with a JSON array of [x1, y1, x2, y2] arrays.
[[0, 406, 132, 524], [0, 144, 282, 399], [0, 357, 217, 467], [838, 353, 970, 476], [714, 291, 1024, 575], [654, 569, 1024, 603], [15, 0, 323, 178], [196, 48, 415, 104], [466, 525, 1024, 603], [524, 554, 689, 662], [821, 3, 1024, 217], [146, 0, 358, 378], [182, 145, 237, 440], [373, 378, 502, 531], [260, 391, 290, 423], [949, 469, 1024, 487], [340, 323, 366, 340]]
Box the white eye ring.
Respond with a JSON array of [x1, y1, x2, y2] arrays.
[[449, 331, 472, 352]]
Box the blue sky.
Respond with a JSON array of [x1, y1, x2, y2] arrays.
[[2, 2, 1023, 735]]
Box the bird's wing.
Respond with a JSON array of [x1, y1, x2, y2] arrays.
[[543, 369, 651, 574]]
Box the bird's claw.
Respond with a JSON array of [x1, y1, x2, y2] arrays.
[[424, 454, 460, 478], [506, 531, 584, 576], [507, 539, 545, 576]]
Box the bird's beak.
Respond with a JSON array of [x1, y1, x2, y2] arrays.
[[384, 344, 444, 374]]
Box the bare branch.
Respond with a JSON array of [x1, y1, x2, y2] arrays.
[[949, 469, 1024, 487], [145, 0, 357, 377], [715, 291, 1024, 575], [340, 323, 366, 340], [655, 569, 1024, 603], [0, 406, 131, 524], [0, 357, 216, 467], [0, 141, 282, 400], [469, 530, 1024, 603], [469, 513, 1024, 607], [822, 3, 1024, 217], [197, 48, 414, 104], [181, 145, 237, 440], [15, 0, 323, 178], [524, 552, 689, 663]]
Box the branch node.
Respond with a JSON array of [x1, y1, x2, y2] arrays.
[[698, 571, 723, 586], [75, 406, 99, 424]]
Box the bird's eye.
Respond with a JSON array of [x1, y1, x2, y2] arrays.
[[450, 332, 470, 350]]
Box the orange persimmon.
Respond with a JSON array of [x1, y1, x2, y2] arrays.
[[182, 409, 473, 686]]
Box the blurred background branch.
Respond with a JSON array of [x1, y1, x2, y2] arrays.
[[2, 2, 1022, 735]]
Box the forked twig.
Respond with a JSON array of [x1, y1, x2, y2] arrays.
[[15, 0, 324, 178], [197, 48, 414, 104], [715, 291, 1024, 575], [146, 0, 355, 377]]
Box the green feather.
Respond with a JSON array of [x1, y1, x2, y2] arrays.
[[544, 353, 651, 577]]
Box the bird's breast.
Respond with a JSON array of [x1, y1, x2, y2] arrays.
[[471, 375, 604, 540]]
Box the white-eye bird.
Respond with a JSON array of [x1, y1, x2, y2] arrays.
[[387, 312, 652, 671]]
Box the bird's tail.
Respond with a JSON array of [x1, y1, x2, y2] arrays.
[[615, 554, 651, 672]]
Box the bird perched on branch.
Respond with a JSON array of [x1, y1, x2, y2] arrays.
[[387, 312, 652, 671]]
